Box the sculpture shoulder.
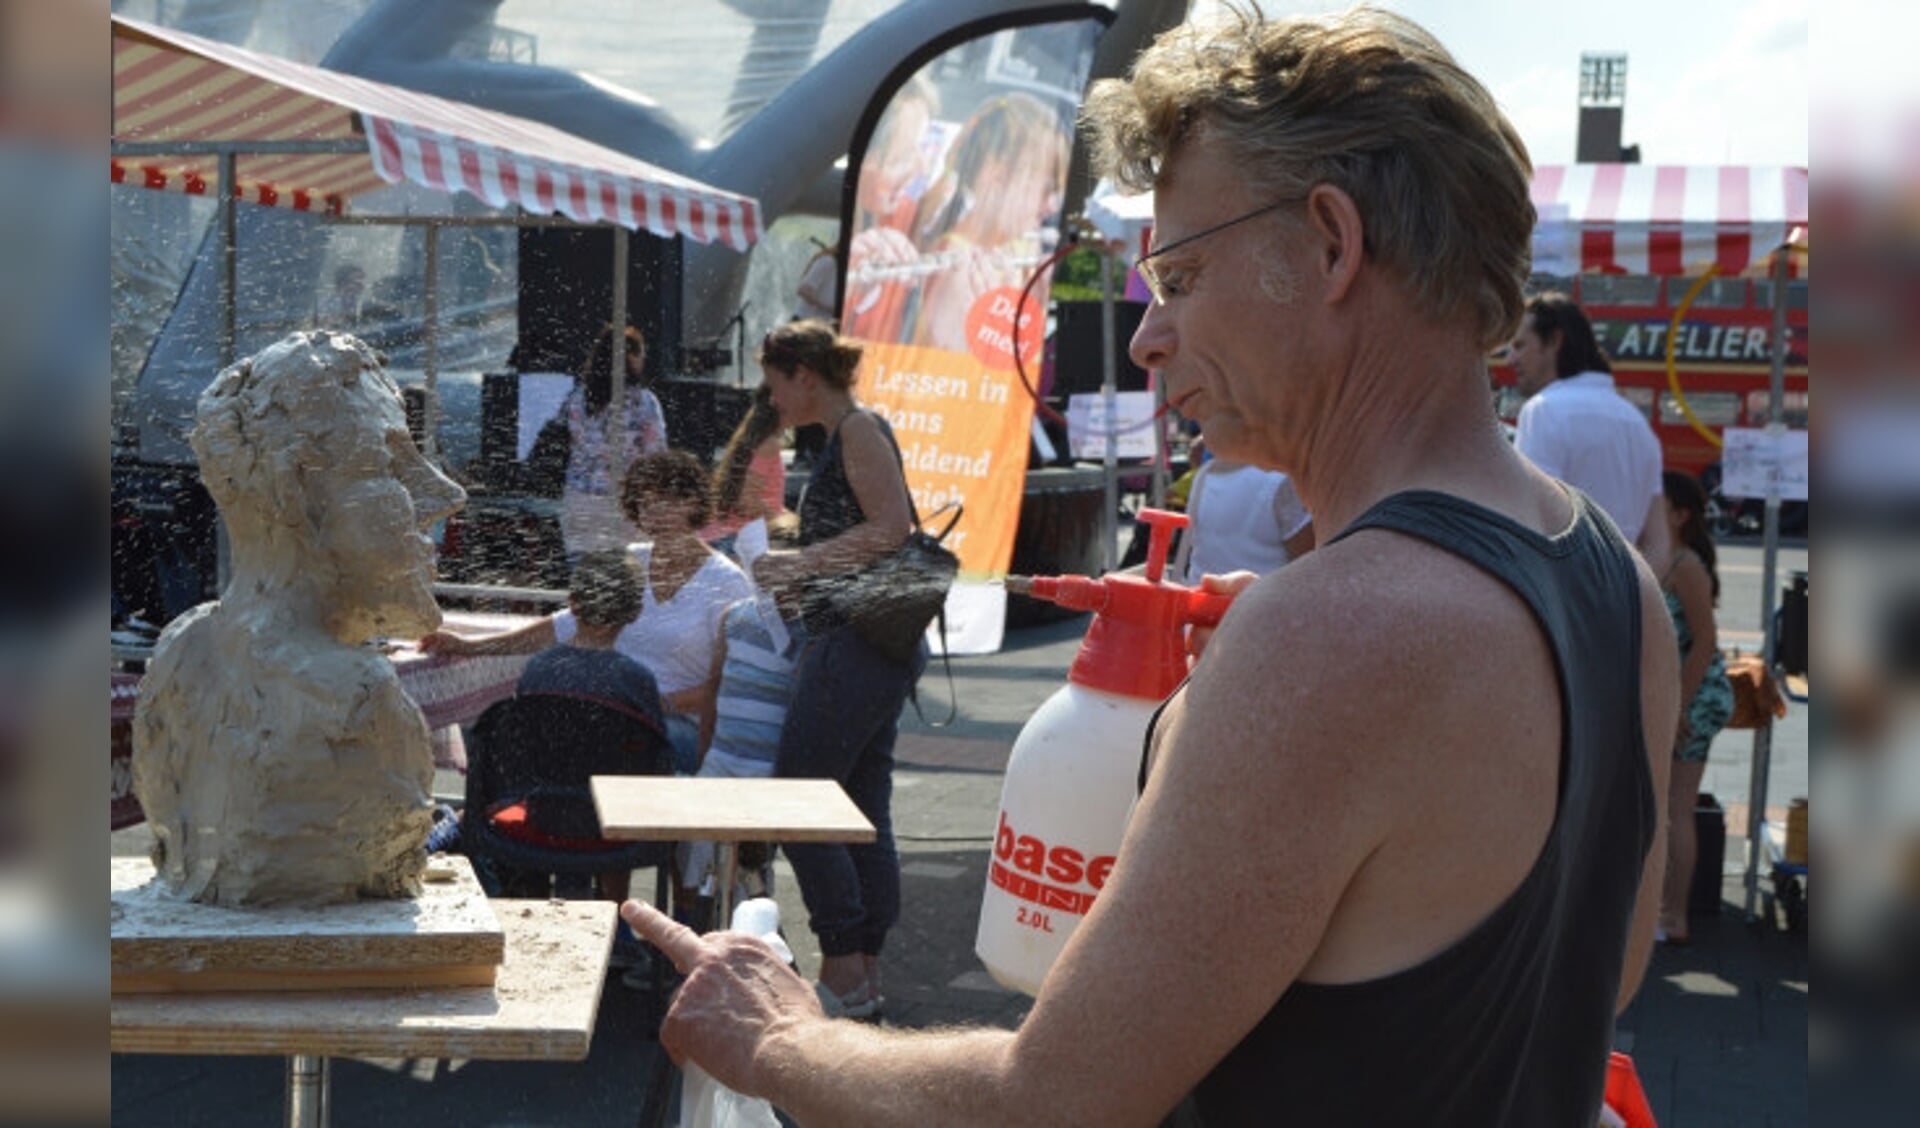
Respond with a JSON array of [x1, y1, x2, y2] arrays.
[[137, 604, 221, 712], [251, 636, 414, 730], [144, 610, 414, 738]]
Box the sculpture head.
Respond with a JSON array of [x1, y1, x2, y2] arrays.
[[191, 331, 466, 642]]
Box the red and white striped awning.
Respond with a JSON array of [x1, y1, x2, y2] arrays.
[[110, 14, 761, 249], [1529, 164, 1807, 278]]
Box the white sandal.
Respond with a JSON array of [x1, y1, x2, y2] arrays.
[[814, 978, 883, 1020]]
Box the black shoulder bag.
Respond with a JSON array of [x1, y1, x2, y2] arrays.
[[828, 500, 962, 664], [800, 413, 962, 723]]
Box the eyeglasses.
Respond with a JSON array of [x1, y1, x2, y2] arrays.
[[1134, 199, 1296, 306]]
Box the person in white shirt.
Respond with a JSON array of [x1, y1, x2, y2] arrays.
[[422, 451, 753, 774], [1172, 456, 1315, 584], [1511, 292, 1670, 570]]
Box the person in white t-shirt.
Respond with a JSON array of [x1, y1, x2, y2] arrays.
[[1510, 292, 1670, 570], [1172, 456, 1315, 584], [423, 451, 753, 773]]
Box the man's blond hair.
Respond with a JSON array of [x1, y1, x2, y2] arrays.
[[1082, 6, 1534, 350]]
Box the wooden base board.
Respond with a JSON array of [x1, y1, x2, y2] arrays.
[[112, 855, 505, 993], [113, 961, 497, 995], [113, 900, 614, 1061]]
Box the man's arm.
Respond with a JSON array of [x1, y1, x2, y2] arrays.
[[1634, 492, 1672, 578], [628, 567, 1394, 1127], [1617, 565, 1680, 1012]]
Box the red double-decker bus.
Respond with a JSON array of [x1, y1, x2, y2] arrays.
[[1490, 271, 1808, 526]]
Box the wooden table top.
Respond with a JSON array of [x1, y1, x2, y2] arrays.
[[591, 776, 876, 843], [110, 900, 614, 1061]]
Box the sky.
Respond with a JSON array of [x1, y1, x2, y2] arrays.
[[1194, 0, 1809, 168]]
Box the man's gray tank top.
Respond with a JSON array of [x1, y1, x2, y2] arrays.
[[1145, 489, 1657, 1127]]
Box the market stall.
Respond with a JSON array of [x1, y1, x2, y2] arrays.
[[112, 12, 762, 455], [109, 14, 765, 833], [1532, 165, 1810, 921]]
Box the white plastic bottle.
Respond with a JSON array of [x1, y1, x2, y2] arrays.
[[976, 510, 1233, 996]]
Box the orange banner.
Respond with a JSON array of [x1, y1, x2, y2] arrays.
[[836, 18, 1103, 636], [858, 322, 1039, 579]]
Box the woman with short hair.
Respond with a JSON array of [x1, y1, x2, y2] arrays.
[[423, 450, 751, 775]]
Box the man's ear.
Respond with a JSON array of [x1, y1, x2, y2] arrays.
[[1305, 183, 1366, 306]]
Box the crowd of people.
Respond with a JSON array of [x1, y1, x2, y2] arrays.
[[601, 9, 1734, 1126], [389, 8, 1749, 1122], [419, 309, 924, 1015]]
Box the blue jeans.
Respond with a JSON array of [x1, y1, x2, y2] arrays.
[[776, 625, 924, 957], [665, 713, 701, 776]]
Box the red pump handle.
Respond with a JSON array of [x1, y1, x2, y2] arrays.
[[1138, 507, 1185, 584], [1003, 508, 1246, 699]]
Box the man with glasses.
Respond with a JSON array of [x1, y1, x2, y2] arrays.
[[623, 11, 1678, 1125]]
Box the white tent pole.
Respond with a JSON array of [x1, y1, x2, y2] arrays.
[[1742, 245, 1792, 921], [611, 225, 630, 469], [215, 151, 238, 593], [422, 222, 440, 462], [1100, 246, 1118, 572], [220, 152, 238, 369]]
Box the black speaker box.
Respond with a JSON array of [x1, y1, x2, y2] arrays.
[[1691, 792, 1727, 917], [1049, 299, 1150, 399], [516, 226, 681, 378]]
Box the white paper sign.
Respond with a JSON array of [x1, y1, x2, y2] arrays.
[[1720, 426, 1809, 502], [515, 372, 576, 461], [1066, 391, 1157, 461]]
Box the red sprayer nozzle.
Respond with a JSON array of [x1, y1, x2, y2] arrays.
[[1004, 573, 1107, 613], [1003, 508, 1242, 700]]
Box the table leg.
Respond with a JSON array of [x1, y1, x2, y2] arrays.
[[286, 1054, 329, 1128], [714, 841, 737, 933]]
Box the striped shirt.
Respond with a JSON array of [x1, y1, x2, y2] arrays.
[[708, 597, 797, 769]]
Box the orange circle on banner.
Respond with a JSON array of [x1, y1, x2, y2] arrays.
[[964, 287, 1046, 372]]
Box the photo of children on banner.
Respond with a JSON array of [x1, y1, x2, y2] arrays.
[[902, 92, 1071, 353], [841, 75, 942, 343], [843, 85, 1072, 352]]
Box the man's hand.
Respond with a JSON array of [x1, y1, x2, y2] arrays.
[[1185, 571, 1258, 660], [620, 900, 825, 1095]]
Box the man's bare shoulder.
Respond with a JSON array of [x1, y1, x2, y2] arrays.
[[1185, 526, 1556, 782], [1203, 527, 1527, 680]]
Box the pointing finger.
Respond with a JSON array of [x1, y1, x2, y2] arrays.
[[620, 900, 707, 973]]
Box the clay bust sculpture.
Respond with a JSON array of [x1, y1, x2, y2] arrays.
[[132, 331, 466, 906]]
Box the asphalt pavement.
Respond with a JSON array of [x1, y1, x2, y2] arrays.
[[110, 539, 1808, 1126]]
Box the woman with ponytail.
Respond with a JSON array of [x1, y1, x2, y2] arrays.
[[747, 319, 921, 1017], [1657, 469, 1736, 944], [700, 383, 792, 553]]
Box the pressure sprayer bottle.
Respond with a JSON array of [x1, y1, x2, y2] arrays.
[[976, 508, 1236, 996]]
